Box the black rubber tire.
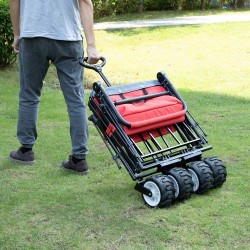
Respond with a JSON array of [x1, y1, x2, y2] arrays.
[[187, 161, 214, 194], [142, 174, 175, 208], [167, 168, 193, 200], [203, 157, 227, 188]]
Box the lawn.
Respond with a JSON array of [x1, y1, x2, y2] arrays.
[[0, 18, 249, 249]]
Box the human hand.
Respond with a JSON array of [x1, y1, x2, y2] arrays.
[[13, 36, 20, 53], [86, 45, 101, 64]]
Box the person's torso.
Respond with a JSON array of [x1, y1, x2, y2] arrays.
[[20, 0, 82, 41]]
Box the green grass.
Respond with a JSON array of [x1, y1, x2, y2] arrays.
[[0, 19, 250, 249]]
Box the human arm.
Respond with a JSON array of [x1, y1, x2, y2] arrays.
[[9, 0, 20, 53], [78, 0, 101, 64]]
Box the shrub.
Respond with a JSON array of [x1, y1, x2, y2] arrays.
[[143, 0, 178, 10], [115, 0, 138, 15], [0, 0, 16, 68], [182, 0, 201, 10], [93, 0, 138, 18]]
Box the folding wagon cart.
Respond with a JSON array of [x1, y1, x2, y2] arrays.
[[80, 58, 227, 208]]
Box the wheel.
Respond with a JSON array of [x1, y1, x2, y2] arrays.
[[142, 174, 175, 208], [166, 168, 193, 200], [186, 161, 214, 194], [203, 157, 227, 188]]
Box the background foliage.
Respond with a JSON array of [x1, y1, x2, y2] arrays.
[[0, 0, 16, 68], [92, 0, 249, 16], [93, 0, 138, 17], [143, 0, 179, 10]]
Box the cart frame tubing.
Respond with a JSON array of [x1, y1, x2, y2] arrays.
[[82, 58, 212, 181]]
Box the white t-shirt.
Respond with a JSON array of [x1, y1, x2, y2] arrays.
[[20, 0, 83, 41]]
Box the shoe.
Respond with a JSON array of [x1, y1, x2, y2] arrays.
[[61, 155, 89, 175], [9, 148, 35, 165]]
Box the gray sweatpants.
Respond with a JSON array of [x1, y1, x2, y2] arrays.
[[18, 37, 88, 159]]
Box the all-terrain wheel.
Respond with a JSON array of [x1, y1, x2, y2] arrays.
[[166, 168, 193, 200], [142, 174, 175, 208], [186, 161, 214, 194], [203, 157, 227, 188]]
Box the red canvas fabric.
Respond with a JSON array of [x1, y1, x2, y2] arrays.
[[109, 86, 186, 138]]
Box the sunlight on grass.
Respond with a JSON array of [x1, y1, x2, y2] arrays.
[[90, 22, 250, 99]]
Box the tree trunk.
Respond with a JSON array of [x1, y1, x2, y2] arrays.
[[237, 0, 245, 8], [201, 0, 206, 10], [138, 0, 143, 13]]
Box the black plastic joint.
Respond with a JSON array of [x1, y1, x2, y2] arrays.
[[134, 182, 152, 197], [93, 81, 102, 93]]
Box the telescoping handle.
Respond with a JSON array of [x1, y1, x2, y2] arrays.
[[79, 57, 111, 87]]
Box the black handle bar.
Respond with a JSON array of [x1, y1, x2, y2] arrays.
[[79, 57, 106, 72], [79, 56, 111, 87]]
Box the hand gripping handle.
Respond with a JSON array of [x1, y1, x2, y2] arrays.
[[79, 56, 111, 87], [79, 56, 106, 73]]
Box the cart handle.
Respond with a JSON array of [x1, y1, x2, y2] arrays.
[[80, 56, 111, 87], [79, 57, 106, 72]]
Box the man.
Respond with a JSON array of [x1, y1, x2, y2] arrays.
[[9, 0, 101, 174]]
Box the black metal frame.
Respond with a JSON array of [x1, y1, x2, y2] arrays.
[[82, 58, 212, 191]]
